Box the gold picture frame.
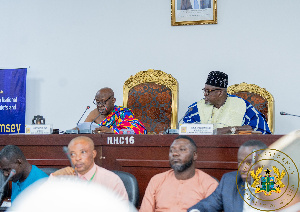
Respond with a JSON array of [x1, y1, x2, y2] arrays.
[[171, 0, 217, 26]]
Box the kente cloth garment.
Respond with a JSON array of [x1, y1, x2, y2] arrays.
[[139, 169, 218, 212], [99, 106, 147, 134], [183, 95, 271, 134], [12, 165, 48, 203], [78, 163, 128, 201]]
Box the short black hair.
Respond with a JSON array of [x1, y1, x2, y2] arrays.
[[240, 140, 267, 150], [0, 145, 26, 162], [174, 135, 197, 151]]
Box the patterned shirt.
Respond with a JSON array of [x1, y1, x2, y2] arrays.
[[183, 95, 271, 134], [99, 106, 147, 134]]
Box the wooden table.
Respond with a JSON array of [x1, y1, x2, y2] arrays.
[[0, 134, 282, 206]]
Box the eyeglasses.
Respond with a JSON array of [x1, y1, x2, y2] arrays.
[[202, 88, 222, 95], [93, 95, 113, 106]]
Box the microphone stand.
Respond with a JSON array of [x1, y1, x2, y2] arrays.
[[0, 169, 16, 198], [165, 108, 193, 134], [280, 111, 300, 118], [66, 106, 90, 134], [62, 147, 78, 176]]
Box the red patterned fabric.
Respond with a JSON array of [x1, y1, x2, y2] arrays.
[[99, 106, 147, 134], [127, 83, 172, 134], [234, 92, 269, 121]]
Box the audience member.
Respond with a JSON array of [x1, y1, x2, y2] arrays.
[[51, 136, 128, 201], [0, 145, 48, 202], [248, 131, 300, 211], [187, 140, 267, 212], [85, 87, 147, 134], [139, 135, 218, 212], [183, 71, 271, 134]]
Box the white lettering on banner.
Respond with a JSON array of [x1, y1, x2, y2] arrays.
[[0, 96, 18, 110], [107, 136, 135, 145]]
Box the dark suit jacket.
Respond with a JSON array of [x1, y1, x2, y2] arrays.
[[187, 171, 245, 212]]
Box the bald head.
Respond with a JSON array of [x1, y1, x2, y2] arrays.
[[96, 87, 114, 99], [68, 136, 95, 150]]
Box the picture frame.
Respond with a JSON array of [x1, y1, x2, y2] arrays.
[[171, 0, 217, 26]]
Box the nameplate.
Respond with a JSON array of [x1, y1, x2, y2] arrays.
[[179, 124, 215, 135], [25, 124, 53, 134]]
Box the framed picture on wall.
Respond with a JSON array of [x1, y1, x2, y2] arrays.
[[171, 0, 217, 26]]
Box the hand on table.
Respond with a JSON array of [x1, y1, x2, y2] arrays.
[[94, 126, 114, 134]]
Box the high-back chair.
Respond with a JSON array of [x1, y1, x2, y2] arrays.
[[112, 170, 139, 207], [123, 69, 179, 134], [227, 82, 274, 134]]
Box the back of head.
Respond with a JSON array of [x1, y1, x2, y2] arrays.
[[0, 145, 26, 162]]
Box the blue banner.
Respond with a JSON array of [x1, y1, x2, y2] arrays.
[[0, 68, 27, 134]]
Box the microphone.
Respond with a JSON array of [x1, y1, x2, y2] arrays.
[[165, 108, 193, 134], [0, 169, 16, 193], [89, 112, 102, 134], [77, 106, 90, 125], [280, 111, 300, 117], [62, 146, 78, 176]]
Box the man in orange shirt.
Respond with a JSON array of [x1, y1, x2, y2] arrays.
[[139, 135, 218, 212]]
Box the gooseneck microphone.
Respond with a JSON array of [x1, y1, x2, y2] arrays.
[[0, 169, 16, 192], [77, 106, 90, 125], [280, 111, 300, 117], [62, 146, 78, 176], [89, 111, 103, 133]]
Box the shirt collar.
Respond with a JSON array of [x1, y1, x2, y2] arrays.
[[78, 163, 96, 180]]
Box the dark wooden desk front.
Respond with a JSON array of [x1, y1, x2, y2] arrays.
[[0, 134, 282, 206]]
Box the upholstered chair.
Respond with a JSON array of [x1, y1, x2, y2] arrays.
[[123, 69, 178, 134], [228, 82, 274, 134]]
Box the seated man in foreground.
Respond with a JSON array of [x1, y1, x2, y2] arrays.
[[188, 140, 268, 212], [139, 135, 218, 212], [85, 87, 147, 134], [183, 71, 271, 134], [247, 131, 300, 211], [0, 145, 48, 203], [52, 136, 128, 201]]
